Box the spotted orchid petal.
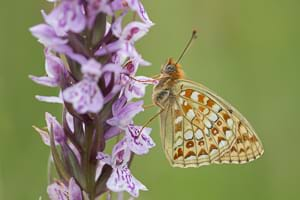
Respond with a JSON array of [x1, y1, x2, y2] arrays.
[[102, 63, 123, 80], [121, 75, 158, 101], [111, 0, 153, 26], [122, 78, 146, 101], [33, 126, 52, 146], [129, 0, 154, 26], [111, 95, 127, 116], [104, 126, 121, 140], [45, 50, 66, 80], [69, 178, 83, 200], [63, 79, 103, 114], [29, 50, 66, 87], [107, 165, 147, 198], [96, 139, 130, 171], [125, 124, 155, 155], [87, 0, 113, 28], [123, 60, 138, 75], [95, 40, 123, 56], [29, 75, 59, 87], [95, 21, 151, 65], [43, 1, 86, 36], [107, 97, 144, 129], [121, 21, 150, 43], [81, 59, 103, 78], [111, 139, 131, 167], [97, 152, 113, 166], [128, 49, 151, 66], [30, 24, 87, 64], [97, 139, 147, 197], [57, 45, 88, 64], [47, 178, 82, 200], [111, 12, 126, 38], [30, 24, 67, 46], [96, 41, 150, 68], [46, 112, 66, 144], [63, 59, 104, 114], [33, 111, 65, 146], [35, 91, 63, 104], [47, 181, 68, 200], [35, 95, 63, 104], [66, 111, 74, 132]]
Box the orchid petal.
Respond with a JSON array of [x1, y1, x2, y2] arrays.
[[43, 1, 86, 36], [95, 40, 123, 56], [45, 112, 66, 144], [121, 22, 150, 43], [81, 59, 102, 79], [111, 139, 131, 166], [63, 80, 104, 114], [29, 75, 58, 87], [47, 181, 68, 200], [104, 126, 122, 140], [126, 124, 155, 155], [107, 166, 147, 198], [30, 24, 87, 65], [111, 12, 126, 38], [87, 0, 113, 28], [33, 126, 52, 146], [96, 152, 112, 166], [63, 59, 104, 113], [69, 178, 83, 200], [111, 96, 127, 117], [35, 95, 64, 104], [44, 49, 66, 80], [127, 0, 154, 26], [107, 100, 144, 129], [30, 24, 68, 46], [66, 112, 74, 132]]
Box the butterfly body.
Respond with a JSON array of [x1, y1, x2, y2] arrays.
[[152, 59, 183, 106], [153, 58, 264, 168]]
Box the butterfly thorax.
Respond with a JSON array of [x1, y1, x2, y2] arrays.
[[152, 58, 184, 107]]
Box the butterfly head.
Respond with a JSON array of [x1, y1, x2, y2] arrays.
[[161, 58, 184, 79]]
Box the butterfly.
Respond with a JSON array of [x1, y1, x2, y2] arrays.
[[151, 32, 264, 168]]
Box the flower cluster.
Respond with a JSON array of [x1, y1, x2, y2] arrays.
[[30, 0, 156, 199]]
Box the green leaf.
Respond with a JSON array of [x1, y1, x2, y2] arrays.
[[91, 13, 107, 48], [62, 144, 86, 189], [95, 165, 112, 196], [49, 125, 71, 181]]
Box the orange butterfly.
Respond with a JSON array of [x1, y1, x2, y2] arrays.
[[151, 31, 264, 168]]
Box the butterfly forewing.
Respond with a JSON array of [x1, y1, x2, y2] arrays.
[[159, 79, 264, 168]]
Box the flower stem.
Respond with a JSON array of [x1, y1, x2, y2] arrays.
[[83, 122, 96, 199]]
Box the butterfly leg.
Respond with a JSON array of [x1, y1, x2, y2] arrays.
[[142, 108, 165, 129], [139, 103, 165, 134], [143, 103, 156, 110], [151, 74, 161, 79]]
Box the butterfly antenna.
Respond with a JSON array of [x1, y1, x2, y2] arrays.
[[175, 30, 198, 65]]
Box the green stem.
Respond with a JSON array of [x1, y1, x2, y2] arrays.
[[83, 123, 96, 199]]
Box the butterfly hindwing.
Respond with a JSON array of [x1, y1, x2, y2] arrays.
[[215, 116, 264, 164], [159, 79, 264, 168]]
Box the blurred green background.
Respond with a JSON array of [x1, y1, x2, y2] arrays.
[[1, 0, 300, 199]]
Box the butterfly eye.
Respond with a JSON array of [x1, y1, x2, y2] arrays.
[[164, 65, 176, 73]]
